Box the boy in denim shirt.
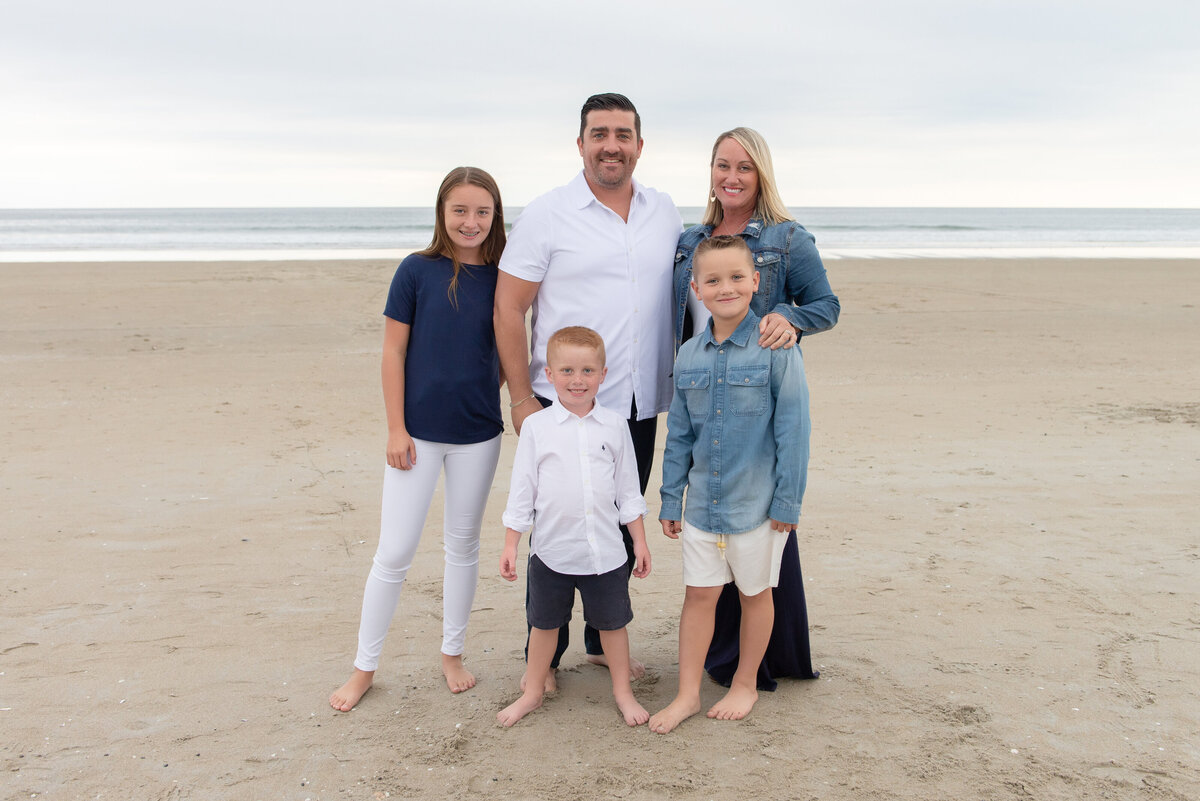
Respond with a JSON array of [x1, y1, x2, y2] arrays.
[[650, 236, 810, 734]]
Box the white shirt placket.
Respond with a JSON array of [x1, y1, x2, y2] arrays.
[[576, 418, 602, 573]]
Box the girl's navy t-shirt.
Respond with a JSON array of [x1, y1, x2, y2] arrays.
[[384, 253, 503, 444]]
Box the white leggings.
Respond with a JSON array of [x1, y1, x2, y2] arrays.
[[353, 434, 502, 672]]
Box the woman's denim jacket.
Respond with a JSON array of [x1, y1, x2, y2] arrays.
[[673, 219, 840, 352]]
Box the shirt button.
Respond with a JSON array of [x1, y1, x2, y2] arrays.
[[717, 378, 723, 383], [712, 499, 718, 504], [712, 471, 718, 476], [716, 409, 722, 414], [713, 439, 718, 445]]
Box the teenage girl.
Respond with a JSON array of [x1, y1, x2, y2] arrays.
[[330, 167, 507, 711]]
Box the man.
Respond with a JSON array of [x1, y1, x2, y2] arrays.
[[494, 92, 682, 684]]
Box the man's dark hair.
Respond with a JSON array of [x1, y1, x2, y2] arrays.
[[579, 93, 641, 140]]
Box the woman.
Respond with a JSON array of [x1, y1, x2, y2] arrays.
[[672, 127, 839, 689], [330, 167, 506, 711]]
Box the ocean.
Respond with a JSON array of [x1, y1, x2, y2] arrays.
[[2, 207, 1199, 262]]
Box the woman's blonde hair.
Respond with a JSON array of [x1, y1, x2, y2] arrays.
[[415, 166, 506, 306], [701, 127, 794, 228]]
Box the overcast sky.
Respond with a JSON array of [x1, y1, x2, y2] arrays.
[[3, 0, 1197, 208]]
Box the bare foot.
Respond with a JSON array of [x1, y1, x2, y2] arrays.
[[649, 696, 702, 734], [615, 692, 650, 727], [586, 653, 646, 679], [707, 684, 758, 720], [329, 668, 374, 712], [519, 667, 557, 694], [497, 692, 543, 727], [441, 653, 476, 694]]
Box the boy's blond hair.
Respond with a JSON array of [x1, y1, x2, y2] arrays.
[[547, 326, 607, 367], [693, 234, 754, 278]]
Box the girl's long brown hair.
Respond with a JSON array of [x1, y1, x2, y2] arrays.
[[415, 166, 506, 306]]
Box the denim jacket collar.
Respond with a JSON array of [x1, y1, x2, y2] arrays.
[[698, 217, 765, 239], [700, 309, 760, 350]]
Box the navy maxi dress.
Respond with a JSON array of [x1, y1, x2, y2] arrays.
[[704, 531, 818, 690]]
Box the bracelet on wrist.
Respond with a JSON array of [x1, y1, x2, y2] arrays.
[[509, 393, 536, 409]]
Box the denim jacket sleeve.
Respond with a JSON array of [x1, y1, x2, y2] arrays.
[[767, 344, 811, 525], [768, 222, 840, 338], [658, 353, 697, 522]]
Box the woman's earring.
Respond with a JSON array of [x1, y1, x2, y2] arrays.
[[710, 189, 717, 202]]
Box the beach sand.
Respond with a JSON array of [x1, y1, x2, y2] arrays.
[[2, 257, 1197, 800]]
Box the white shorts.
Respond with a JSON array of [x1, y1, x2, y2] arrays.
[[680, 519, 788, 597]]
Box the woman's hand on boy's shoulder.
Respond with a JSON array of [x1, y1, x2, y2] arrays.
[[758, 313, 797, 350]]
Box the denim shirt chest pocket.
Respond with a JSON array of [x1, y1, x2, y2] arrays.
[[728, 364, 769, 416], [675, 368, 710, 421], [749, 250, 783, 317]]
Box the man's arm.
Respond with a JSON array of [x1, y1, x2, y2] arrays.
[[493, 271, 542, 434]]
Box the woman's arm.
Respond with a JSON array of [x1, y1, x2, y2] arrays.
[[381, 316, 417, 470], [771, 223, 841, 337]]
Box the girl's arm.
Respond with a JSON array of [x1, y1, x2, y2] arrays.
[[382, 317, 417, 470]]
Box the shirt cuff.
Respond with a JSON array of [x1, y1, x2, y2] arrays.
[[658, 499, 683, 522], [618, 498, 648, 526], [501, 512, 531, 532], [767, 500, 800, 526]]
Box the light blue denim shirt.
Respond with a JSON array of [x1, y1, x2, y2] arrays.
[[673, 219, 840, 351], [659, 309, 811, 534]]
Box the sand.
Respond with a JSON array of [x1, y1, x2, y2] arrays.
[[2, 257, 1197, 800]]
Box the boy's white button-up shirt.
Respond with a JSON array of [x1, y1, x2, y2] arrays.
[[502, 400, 647, 576], [498, 171, 683, 420]]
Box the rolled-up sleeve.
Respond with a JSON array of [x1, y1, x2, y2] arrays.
[[497, 197, 553, 283], [612, 425, 647, 526], [501, 427, 538, 533]]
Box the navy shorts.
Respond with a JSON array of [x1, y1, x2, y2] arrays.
[[527, 554, 633, 632]]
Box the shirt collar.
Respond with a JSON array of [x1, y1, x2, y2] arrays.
[[700, 309, 760, 349], [549, 397, 606, 422], [568, 170, 645, 211]]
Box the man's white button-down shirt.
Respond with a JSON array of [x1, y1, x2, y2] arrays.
[[498, 172, 682, 420]]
